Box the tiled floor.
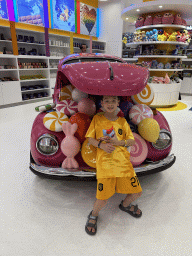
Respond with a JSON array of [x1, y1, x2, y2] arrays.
[[0, 96, 192, 256]]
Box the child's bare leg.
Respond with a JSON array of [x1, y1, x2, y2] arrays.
[[87, 199, 107, 233], [122, 192, 142, 214]]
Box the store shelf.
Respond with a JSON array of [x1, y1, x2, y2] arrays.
[[0, 54, 14, 58], [21, 88, 49, 93], [182, 58, 192, 61], [0, 40, 12, 43], [49, 68, 58, 70], [149, 69, 183, 71], [20, 79, 48, 82], [135, 25, 187, 31], [123, 58, 138, 61], [22, 96, 50, 102], [19, 68, 48, 71], [49, 45, 70, 48], [126, 41, 189, 46], [49, 56, 63, 59], [183, 69, 192, 70], [0, 69, 17, 71], [17, 42, 45, 46], [17, 55, 47, 59], [136, 55, 187, 58]]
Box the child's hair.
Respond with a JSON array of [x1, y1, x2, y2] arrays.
[[100, 95, 121, 101]]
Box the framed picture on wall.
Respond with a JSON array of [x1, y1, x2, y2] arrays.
[[80, 3, 97, 36], [0, 0, 9, 20], [51, 0, 75, 32], [16, 0, 44, 26]]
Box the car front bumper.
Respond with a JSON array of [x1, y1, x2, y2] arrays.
[[30, 153, 176, 179]]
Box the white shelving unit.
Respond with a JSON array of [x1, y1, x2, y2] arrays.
[[181, 58, 192, 95], [121, 0, 192, 107]]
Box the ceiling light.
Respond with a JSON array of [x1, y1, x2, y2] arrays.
[[136, 9, 140, 12], [126, 18, 129, 20], [159, 6, 163, 8]]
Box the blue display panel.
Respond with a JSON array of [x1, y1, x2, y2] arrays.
[[0, 0, 8, 19], [51, 0, 75, 32], [16, 0, 44, 26]]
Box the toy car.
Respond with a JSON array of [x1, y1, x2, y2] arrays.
[[30, 53, 176, 180]]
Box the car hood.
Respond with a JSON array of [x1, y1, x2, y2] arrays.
[[60, 62, 149, 96]]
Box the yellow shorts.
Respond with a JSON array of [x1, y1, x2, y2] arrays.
[[96, 175, 142, 200]]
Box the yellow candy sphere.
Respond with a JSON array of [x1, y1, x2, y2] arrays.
[[81, 138, 97, 168], [138, 118, 160, 142]]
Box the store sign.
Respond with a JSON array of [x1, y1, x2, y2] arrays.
[[50, 0, 75, 32], [0, 0, 8, 19], [15, 0, 45, 26]]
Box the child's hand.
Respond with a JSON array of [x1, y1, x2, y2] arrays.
[[107, 134, 120, 146], [98, 136, 111, 142], [100, 143, 116, 153]]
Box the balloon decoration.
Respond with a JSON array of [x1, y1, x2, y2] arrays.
[[129, 104, 153, 125], [43, 111, 69, 132], [61, 122, 81, 169], [59, 84, 75, 101], [78, 98, 96, 117], [129, 133, 148, 167], [69, 113, 92, 144], [131, 84, 154, 105], [56, 99, 78, 116], [72, 88, 88, 103], [81, 138, 97, 168], [138, 118, 160, 142]]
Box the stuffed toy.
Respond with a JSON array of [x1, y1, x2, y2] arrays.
[[151, 60, 158, 69], [167, 32, 177, 41], [181, 19, 187, 26], [157, 62, 164, 69], [158, 29, 164, 35], [122, 37, 127, 44], [146, 31, 150, 41], [172, 45, 180, 55], [183, 30, 191, 43], [149, 30, 154, 41], [165, 63, 171, 69], [144, 15, 153, 26], [153, 14, 162, 25], [162, 13, 174, 24], [141, 31, 147, 41], [158, 31, 169, 41], [173, 14, 182, 25], [151, 29, 158, 41], [135, 17, 145, 28]]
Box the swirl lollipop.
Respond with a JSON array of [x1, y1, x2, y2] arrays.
[[131, 84, 154, 105], [129, 104, 153, 125]]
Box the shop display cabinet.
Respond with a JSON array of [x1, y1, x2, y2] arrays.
[[121, 0, 192, 107]]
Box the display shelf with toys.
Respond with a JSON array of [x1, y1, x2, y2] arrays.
[[121, 1, 192, 106], [0, 26, 13, 55]]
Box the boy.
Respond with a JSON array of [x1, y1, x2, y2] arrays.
[[85, 95, 142, 236]]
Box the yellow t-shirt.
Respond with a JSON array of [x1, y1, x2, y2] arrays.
[[85, 113, 135, 179]]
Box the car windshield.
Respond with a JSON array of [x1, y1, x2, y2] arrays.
[[63, 58, 124, 65]]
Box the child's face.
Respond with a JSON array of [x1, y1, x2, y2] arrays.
[[101, 96, 120, 113]]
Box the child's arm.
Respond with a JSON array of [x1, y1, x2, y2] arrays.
[[88, 137, 100, 148], [118, 139, 136, 147]]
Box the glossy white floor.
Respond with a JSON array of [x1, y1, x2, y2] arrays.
[[0, 96, 192, 256]]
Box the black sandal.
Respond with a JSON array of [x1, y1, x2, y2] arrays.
[[85, 211, 98, 236], [119, 200, 142, 218]]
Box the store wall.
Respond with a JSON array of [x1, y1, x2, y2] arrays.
[[98, 0, 124, 57]]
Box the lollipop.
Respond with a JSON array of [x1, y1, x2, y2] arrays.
[[43, 111, 69, 132], [59, 84, 75, 101], [129, 133, 148, 167], [72, 88, 88, 103], [56, 99, 78, 116], [129, 104, 153, 125], [131, 84, 154, 105]]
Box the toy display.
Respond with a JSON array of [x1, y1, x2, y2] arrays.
[[138, 118, 160, 142], [141, 60, 182, 70], [30, 53, 176, 179], [149, 73, 171, 84], [43, 111, 69, 132], [129, 104, 153, 125], [135, 16, 145, 28], [153, 14, 162, 25], [131, 84, 154, 105], [56, 99, 78, 116], [18, 61, 48, 69], [61, 122, 81, 169], [0, 77, 18, 81], [129, 133, 148, 167], [162, 13, 174, 24], [144, 15, 153, 26], [173, 14, 182, 25], [20, 75, 46, 80]]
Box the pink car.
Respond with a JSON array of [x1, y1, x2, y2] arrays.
[[30, 53, 176, 179]]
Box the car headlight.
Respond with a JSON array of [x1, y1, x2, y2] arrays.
[[36, 134, 59, 155], [152, 129, 172, 150]]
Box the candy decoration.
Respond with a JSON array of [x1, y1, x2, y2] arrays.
[[78, 98, 96, 117], [81, 138, 97, 168], [56, 99, 78, 116], [129, 104, 153, 125], [35, 103, 55, 112], [129, 133, 148, 167], [59, 84, 75, 101], [69, 112, 91, 144], [131, 84, 154, 105], [138, 118, 160, 142], [43, 111, 69, 132], [72, 88, 88, 102], [61, 122, 81, 169]]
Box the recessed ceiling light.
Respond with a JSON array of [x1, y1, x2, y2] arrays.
[[159, 6, 163, 8], [126, 18, 129, 20], [136, 9, 140, 12]]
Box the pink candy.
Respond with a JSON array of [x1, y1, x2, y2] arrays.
[[56, 99, 78, 116], [129, 104, 153, 125]]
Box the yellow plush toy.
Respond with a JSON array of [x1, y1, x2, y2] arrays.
[[158, 32, 169, 41], [122, 37, 127, 44], [167, 32, 177, 41]]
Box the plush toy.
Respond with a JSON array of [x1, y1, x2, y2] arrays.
[[151, 29, 158, 41], [153, 14, 162, 25], [135, 16, 145, 28], [172, 45, 180, 55], [158, 31, 169, 41], [173, 14, 182, 25], [141, 31, 147, 41], [151, 60, 158, 69], [167, 32, 177, 41], [158, 29, 164, 35], [162, 13, 174, 24], [165, 63, 172, 69], [157, 62, 164, 69], [183, 30, 191, 43], [181, 19, 187, 26], [144, 15, 153, 26], [146, 31, 150, 41], [122, 36, 127, 44]]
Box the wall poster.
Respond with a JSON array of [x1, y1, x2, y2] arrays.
[[0, 0, 8, 19], [80, 3, 97, 36]]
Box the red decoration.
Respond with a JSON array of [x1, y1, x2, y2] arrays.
[[69, 112, 91, 144]]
